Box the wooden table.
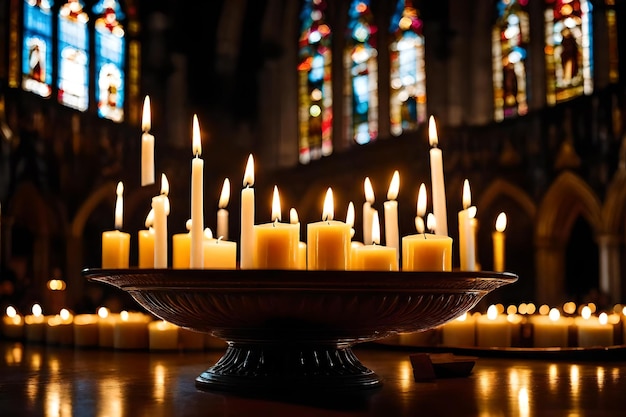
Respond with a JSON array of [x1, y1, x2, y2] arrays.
[[1, 341, 625, 416]]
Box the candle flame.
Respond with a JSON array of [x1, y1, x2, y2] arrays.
[[271, 185, 281, 222], [456, 312, 468, 322], [415, 216, 425, 234], [60, 308, 71, 321], [6, 305, 17, 317], [427, 213, 437, 233], [417, 183, 427, 217], [192, 114, 202, 157], [32, 304, 42, 317], [346, 202, 355, 228], [387, 170, 400, 201], [322, 187, 334, 221], [548, 308, 560, 322], [219, 178, 230, 208], [185, 219, 193, 231], [120, 310, 129, 321], [462, 179, 471, 210], [372, 211, 380, 245], [599, 312, 608, 325], [204, 227, 214, 239], [97, 307, 109, 319], [141, 95, 151, 132], [160, 173, 169, 196], [468, 206, 477, 219], [428, 115, 438, 147], [290, 208, 299, 224], [364, 177, 375, 204], [145, 209, 154, 229], [243, 154, 254, 187], [581, 305, 591, 320], [115, 181, 124, 230], [487, 304, 498, 320], [495, 212, 507, 233]]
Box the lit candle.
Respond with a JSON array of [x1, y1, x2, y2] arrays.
[[97, 307, 118, 348], [458, 179, 476, 271], [402, 184, 453, 271], [2, 305, 24, 340], [138, 209, 155, 268], [307, 188, 351, 270], [101, 181, 130, 268], [441, 312, 476, 347], [290, 208, 307, 270], [172, 219, 192, 269], [531, 308, 571, 348], [468, 206, 480, 270], [73, 313, 100, 348], [363, 177, 376, 245], [217, 178, 230, 240], [351, 212, 398, 271], [253, 186, 299, 269], [46, 308, 74, 346], [148, 320, 179, 351], [141, 95, 155, 186], [190, 115, 204, 268], [428, 115, 448, 236], [240, 154, 255, 269], [576, 307, 614, 348], [113, 310, 151, 350], [492, 212, 507, 272], [383, 170, 400, 263], [24, 304, 46, 343], [475, 305, 512, 347], [152, 174, 169, 268], [203, 228, 237, 269]]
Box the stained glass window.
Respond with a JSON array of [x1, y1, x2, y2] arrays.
[[298, 0, 333, 165], [345, 0, 378, 145], [22, 0, 54, 98], [57, 0, 89, 111], [544, 0, 593, 105], [93, 0, 125, 122], [389, 0, 426, 136], [605, 0, 619, 83], [492, 0, 530, 121]]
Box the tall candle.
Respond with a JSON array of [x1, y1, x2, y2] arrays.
[[203, 228, 237, 269], [428, 116, 448, 236], [97, 307, 118, 348], [102, 181, 130, 268], [383, 170, 400, 263], [492, 212, 507, 272], [152, 174, 169, 268], [469, 206, 480, 270], [172, 219, 192, 269], [189, 115, 204, 268], [217, 178, 230, 240], [138, 210, 155, 268], [240, 154, 255, 269], [307, 188, 351, 270], [253, 186, 299, 269], [351, 212, 398, 271], [458, 179, 476, 271], [141, 95, 155, 186], [363, 177, 375, 245], [290, 208, 307, 270]]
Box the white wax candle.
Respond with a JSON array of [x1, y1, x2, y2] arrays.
[[476, 305, 511, 347], [576, 309, 614, 348], [240, 154, 255, 269], [149, 320, 179, 351], [203, 228, 237, 269], [113, 311, 151, 350], [152, 174, 169, 268], [441, 312, 476, 346], [492, 212, 507, 272], [428, 116, 448, 236], [2, 306, 24, 340], [458, 179, 476, 271], [217, 178, 230, 240], [73, 314, 99, 347], [97, 307, 118, 348], [24, 304, 46, 343], [307, 188, 351, 270], [102, 182, 130, 268], [402, 213, 453, 271], [362, 177, 375, 245], [46, 309, 74, 346], [531, 308, 571, 348], [290, 208, 307, 270], [383, 170, 400, 262], [351, 212, 398, 271], [190, 115, 204, 268], [141, 96, 155, 186]]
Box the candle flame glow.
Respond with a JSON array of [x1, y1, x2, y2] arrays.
[[487, 305, 498, 320], [185, 219, 192, 231], [120, 310, 129, 321], [456, 312, 468, 322], [6, 305, 17, 317], [462, 179, 471, 210], [428, 115, 438, 147], [364, 177, 375, 204], [271, 186, 281, 222], [581, 305, 592, 320], [97, 307, 109, 319], [204, 227, 214, 239], [145, 209, 154, 229], [496, 212, 507, 233], [243, 154, 254, 187], [415, 216, 425, 234], [59, 308, 71, 321], [160, 174, 169, 196], [387, 170, 400, 201], [427, 213, 437, 233], [346, 202, 355, 228], [32, 304, 42, 317], [599, 312, 608, 325], [548, 308, 560, 322], [372, 211, 380, 245], [290, 208, 299, 224], [219, 178, 230, 209], [115, 181, 124, 230], [417, 183, 427, 218], [468, 206, 477, 219], [141, 96, 151, 132], [192, 114, 202, 157], [322, 187, 334, 221]]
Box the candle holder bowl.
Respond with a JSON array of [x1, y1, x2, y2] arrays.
[[83, 268, 517, 394]]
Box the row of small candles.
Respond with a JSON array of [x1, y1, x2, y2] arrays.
[[103, 100, 507, 271], [1, 304, 226, 351]]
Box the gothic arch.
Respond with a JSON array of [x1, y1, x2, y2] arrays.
[[477, 178, 536, 219], [71, 181, 117, 238]]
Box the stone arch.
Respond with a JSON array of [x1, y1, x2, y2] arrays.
[[600, 171, 626, 302], [477, 178, 537, 219]]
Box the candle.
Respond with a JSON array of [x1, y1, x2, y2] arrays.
[[148, 320, 179, 351], [101, 181, 130, 268], [290, 208, 307, 270], [73, 313, 100, 347], [141, 95, 155, 186], [351, 212, 398, 271], [531, 308, 571, 348], [428, 115, 448, 236], [441, 312, 476, 346], [24, 304, 46, 343], [138, 209, 155, 268], [217, 178, 230, 240], [152, 174, 169, 268], [203, 228, 237, 269], [383, 170, 400, 263], [576, 308, 613, 347], [113, 311, 151, 350], [253, 186, 299, 269], [492, 212, 507, 272], [307, 187, 351, 270], [476, 305, 512, 347], [468, 206, 481, 270], [172, 219, 192, 269], [402, 185, 453, 271], [189, 115, 205, 268], [458, 179, 476, 271], [46, 308, 74, 346], [362, 177, 376, 245], [240, 154, 255, 269], [97, 307, 118, 348], [3, 306, 24, 340]]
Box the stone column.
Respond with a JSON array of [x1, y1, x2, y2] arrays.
[[597, 234, 622, 304]]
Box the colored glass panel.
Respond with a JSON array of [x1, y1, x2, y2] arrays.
[[22, 0, 54, 98], [57, 0, 89, 111]]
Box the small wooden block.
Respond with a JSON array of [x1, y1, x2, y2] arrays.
[[410, 353, 477, 381]]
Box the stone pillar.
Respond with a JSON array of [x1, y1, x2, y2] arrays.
[[597, 234, 622, 304]]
